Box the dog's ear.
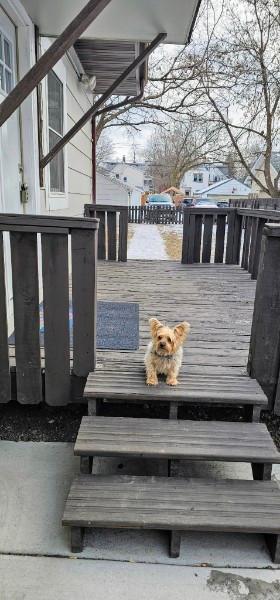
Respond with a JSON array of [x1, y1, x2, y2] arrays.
[[149, 317, 163, 337], [174, 321, 190, 343]]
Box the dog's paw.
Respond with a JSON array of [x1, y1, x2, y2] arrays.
[[146, 377, 158, 386], [167, 378, 178, 386]]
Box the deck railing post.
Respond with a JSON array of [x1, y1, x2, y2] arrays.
[[181, 208, 192, 264], [225, 209, 243, 264], [248, 224, 280, 411]]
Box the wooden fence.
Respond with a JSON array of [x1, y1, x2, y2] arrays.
[[0, 213, 98, 406], [128, 204, 183, 225], [181, 206, 280, 279], [230, 197, 280, 210], [85, 204, 128, 261]]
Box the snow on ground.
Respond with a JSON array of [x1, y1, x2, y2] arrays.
[[128, 223, 244, 264], [128, 224, 168, 260]]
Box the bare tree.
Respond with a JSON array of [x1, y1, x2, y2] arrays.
[[96, 0, 280, 197], [94, 44, 203, 142], [96, 132, 114, 166], [158, 0, 280, 196], [145, 120, 223, 190]]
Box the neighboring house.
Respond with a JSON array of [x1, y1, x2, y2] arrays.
[[244, 152, 280, 198], [195, 178, 251, 201], [104, 159, 154, 193], [103, 160, 145, 204], [180, 164, 227, 197], [96, 169, 132, 206]]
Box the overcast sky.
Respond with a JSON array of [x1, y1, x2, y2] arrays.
[[106, 125, 152, 162]]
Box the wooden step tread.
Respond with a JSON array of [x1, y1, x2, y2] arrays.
[[63, 475, 280, 533], [74, 417, 280, 463], [84, 365, 267, 406]]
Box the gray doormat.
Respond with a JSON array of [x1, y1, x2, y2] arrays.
[[95, 301, 139, 350], [9, 301, 139, 351]]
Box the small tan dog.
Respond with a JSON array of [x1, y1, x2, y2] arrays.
[[145, 318, 190, 386]]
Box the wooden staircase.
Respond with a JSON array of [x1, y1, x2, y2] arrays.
[[63, 412, 280, 561]]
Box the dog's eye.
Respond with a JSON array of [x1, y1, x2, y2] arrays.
[[167, 336, 171, 343], [158, 335, 162, 340]]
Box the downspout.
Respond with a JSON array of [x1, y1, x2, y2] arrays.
[[92, 116, 96, 204]]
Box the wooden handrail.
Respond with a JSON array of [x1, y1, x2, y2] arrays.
[[0, 213, 99, 231], [237, 208, 280, 219]]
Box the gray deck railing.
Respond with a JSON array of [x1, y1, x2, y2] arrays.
[[181, 207, 243, 266], [181, 206, 280, 280], [0, 213, 98, 406], [181, 206, 280, 412], [128, 204, 184, 225], [248, 224, 280, 413], [230, 197, 280, 210], [85, 204, 128, 261]]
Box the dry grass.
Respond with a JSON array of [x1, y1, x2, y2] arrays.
[[158, 226, 183, 260]]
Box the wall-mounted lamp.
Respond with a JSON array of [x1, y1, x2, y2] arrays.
[[79, 74, 97, 93]]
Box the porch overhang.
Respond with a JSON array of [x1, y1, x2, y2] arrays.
[[74, 40, 146, 96], [21, 0, 201, 45]]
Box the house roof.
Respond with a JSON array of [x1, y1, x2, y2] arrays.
[[197, 178, 251, 196], [21, 0, 201, 44], [271, 152, 280, 173], [244, 152, 280, 185], [162, 187, 182, 193], [97, 168, 133, 192]]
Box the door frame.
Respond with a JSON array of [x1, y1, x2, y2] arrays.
[[0, 0, 40, 214]]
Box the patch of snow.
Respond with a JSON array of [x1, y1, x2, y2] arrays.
[[128, 224, 168, 260]]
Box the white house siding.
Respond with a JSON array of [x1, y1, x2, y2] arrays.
[[180, 166, 226, 196], [96, 172, 130, 206], [196, 178, 250, 200], [40, 39, 93, 218], [111, 163, 144, 190]]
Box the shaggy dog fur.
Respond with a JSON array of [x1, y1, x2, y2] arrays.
[[145, 318, 190, 386]]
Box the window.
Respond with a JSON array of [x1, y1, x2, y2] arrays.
[[116, 173, 120, 179], [47, 70, 65, 193], [123, 176, 127, 182], [0, 32, 13, 94], [193, 173, 203, 183]]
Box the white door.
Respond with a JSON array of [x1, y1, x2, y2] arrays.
[[0, 7, 23, 325]]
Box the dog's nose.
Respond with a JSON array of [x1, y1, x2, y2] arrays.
[[160, 341, 165, 348]]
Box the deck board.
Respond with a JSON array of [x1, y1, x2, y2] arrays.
[[85, 261, 267, 407], [63, 475, 280, 533], [75, 416, 280, 462]]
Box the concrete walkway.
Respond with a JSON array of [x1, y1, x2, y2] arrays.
[[1, 440, 280, 599], [1, 556, 280, 600], [128, 224, 168, 260]]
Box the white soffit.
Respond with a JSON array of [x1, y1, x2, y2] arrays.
[[21, 0, 201, 44]]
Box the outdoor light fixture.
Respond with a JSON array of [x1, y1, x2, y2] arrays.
[[79, 73, 97, 92]]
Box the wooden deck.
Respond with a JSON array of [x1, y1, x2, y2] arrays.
[[85, 260, 267, 412]]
